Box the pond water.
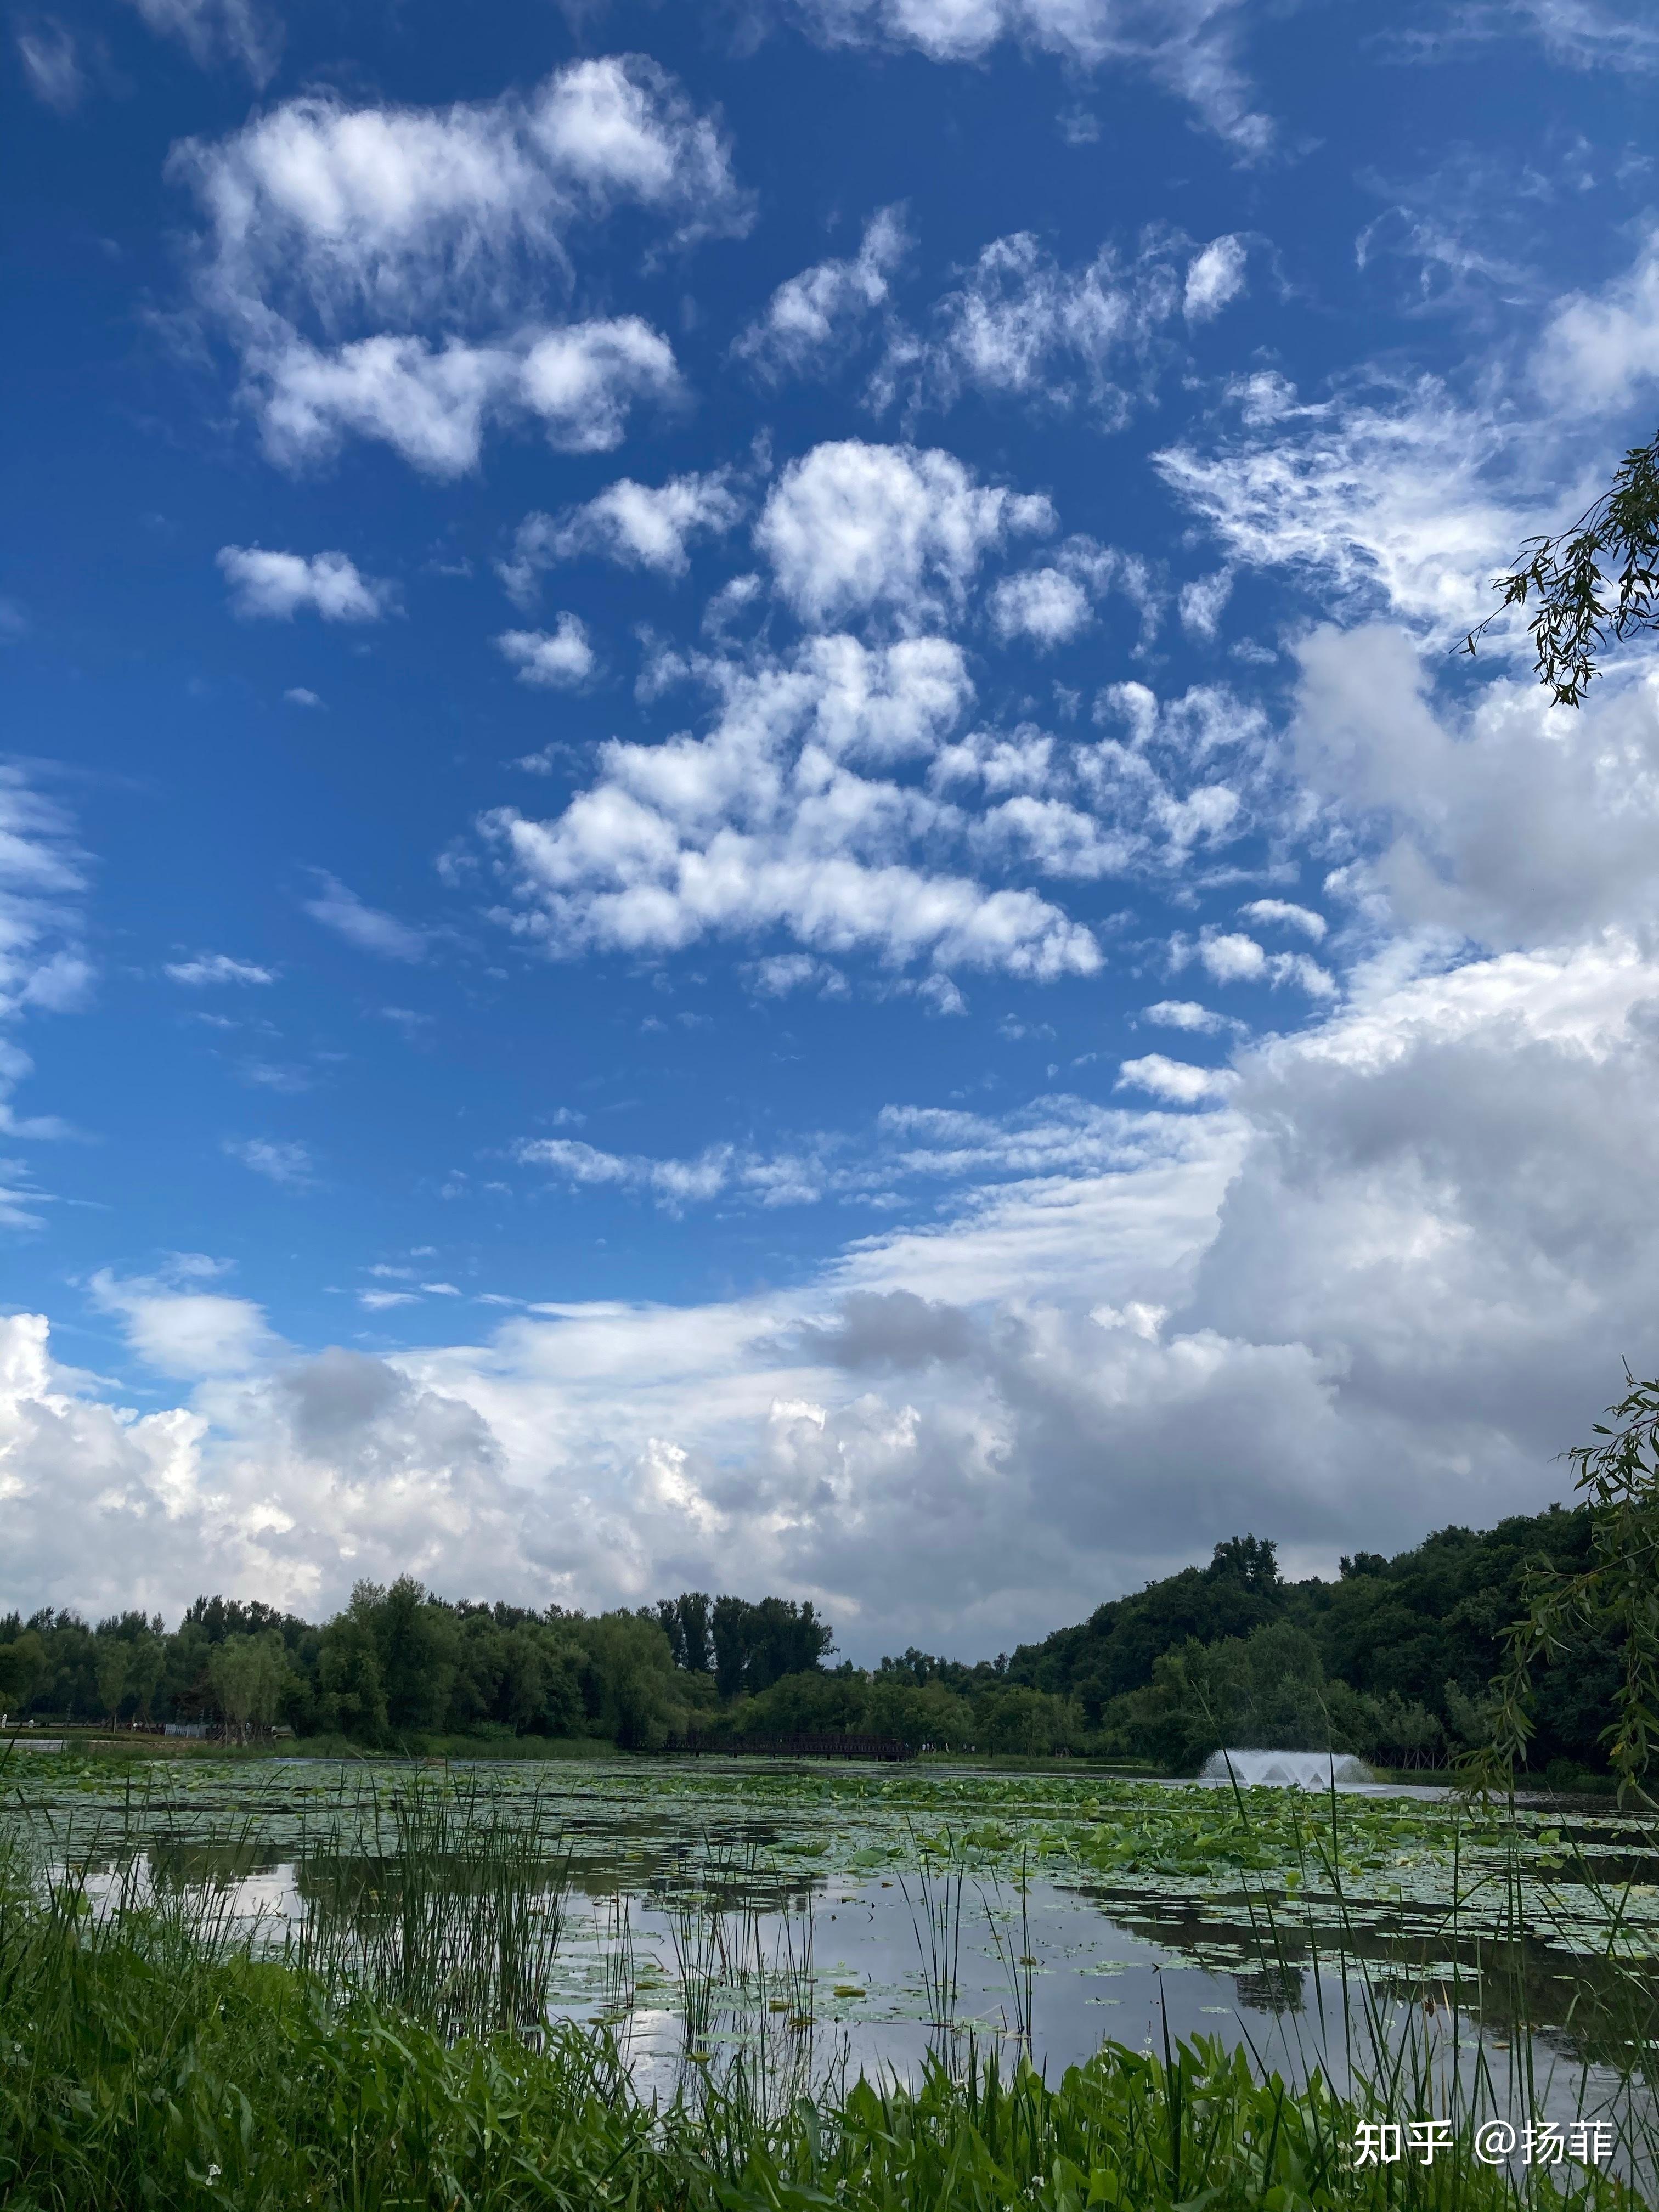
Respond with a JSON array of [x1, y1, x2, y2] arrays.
[[6, 1751, 1657, 2130]]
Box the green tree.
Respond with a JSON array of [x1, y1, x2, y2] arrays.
[[1476, 1372, 1659, 1799], [0, 1631, 45, 1718], [93, 1639, 131, 1726], [208, 1630, 289, 1742], [1465, 430, 1659, 704]]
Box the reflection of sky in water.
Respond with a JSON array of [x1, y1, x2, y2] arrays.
[[20, 1756, 1655, 2136]]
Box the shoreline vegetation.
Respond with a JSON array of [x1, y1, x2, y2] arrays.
[[0, 1802, 1647, 2212], [0, 1500, 1626, 1785]]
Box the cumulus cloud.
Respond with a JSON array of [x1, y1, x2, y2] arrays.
[[301, 873, 427, 962], [496, 616, 596, 689], [89, 1264, 281, 1379], [756, 441, 1052, 628], [1179, 928, 1335, 997], [1143, 998, 1239, 1034], [480, 631, 1104, 981], [1239, 899, 1327, 941], [1116, 1052, 1236, 1104], [988, 567, 1092, 647], [1533, 224, 1659, 420], [501, 471, 740, 600], [166, 953, 275, 986], [171, 58, 737, 472], [15, 934, 1659, 1641], [737, 205, 910, 377], [1291, 622, 1659, 949], [217, 546, 393, 621], [252, 320, 681, 477]]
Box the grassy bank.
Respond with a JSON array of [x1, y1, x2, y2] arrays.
[[0, 1869, 1641, 2210]]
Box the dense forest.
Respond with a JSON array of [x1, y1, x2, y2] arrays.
[[0, 1503, 1617, 1778]]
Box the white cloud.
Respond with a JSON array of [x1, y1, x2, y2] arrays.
[[1533, 224, 1659, 419], [284, 687, 323, 709], [301, 873, 427, 962], [1292, 622, 1659, 949], [20, 933, 1659, 1640], [172, 58, 735, 472], [1142, 998, 1237, 1034], [1156, 374, 1528, 645], [481, 632, 1102, 981], [125, 0, 278, 83], [496, 617, 596, 689], [224, 1137, 314, 1187], [89, 1265, 280, 1379], [217, 546, 392, 622], [886, 231, 1188, 426], [176, 59, 747, 329], [360, 1288, 422, 1311], [1116, 1052, 1236, 1104], [1239, 899, 1327, 941], [786, 0, 1271, 153], [252, 320, 681, 477], [1183, 928, 1335, 996], [737, 206, 910, 377], [166, 953, 275, 986], [502, 471, 740, 599], [16, 18, 84, 109], [988, 567, 1091, 647], [1178, 568, 1232, 641], [1183, 233, 1247, 320], [0, 769, 91, 1155], [756, 441, 1052, 628]]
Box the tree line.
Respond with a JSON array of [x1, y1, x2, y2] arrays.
[[0, 1497, 1623, 1778]]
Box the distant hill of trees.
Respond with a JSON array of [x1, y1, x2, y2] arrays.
[[0, 1503, 1618, 1778]]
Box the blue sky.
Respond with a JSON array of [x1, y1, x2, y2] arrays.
[[7, 0, 1659, 1654]]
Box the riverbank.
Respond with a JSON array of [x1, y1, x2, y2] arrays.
[[0, 1882, 1637, 2211]]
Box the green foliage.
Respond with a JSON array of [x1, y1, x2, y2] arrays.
[[1477, 1373, 1659, 1801], [1465, 430, 1659, 705], [0, 1867, 1631, 2211]]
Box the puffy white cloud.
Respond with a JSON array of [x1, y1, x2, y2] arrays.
[[481, 632, 1102, 981], [217, 546, 393, 621], [737, 206, 910, 377], [1533, 224, 1659, 419], [301, 873, 427, 962], [502, 471, 740, 600], [171, 58, 734, 472], [756, 441, 1052, 628], [1291, 622, 1659, 949], [1181, 928, 1335, 996], [176, 59, 747, 330], [165, 953, 274, 986], [284, 687, 323, 709], [988, 566, 1091, 647], [89, 1265, 281, 1379], [1239, 899, 1327, 941], [253, 320, 680, 477], [126, 0, 278, 83], [224, 1137, 314, 1187], [16, 933, 1659, 1640], [496, 617, 596, 689], [1142, 998, 1239, 1034], [1184, 233, 1247, 320], [1116, 1053, 1236, 1104]]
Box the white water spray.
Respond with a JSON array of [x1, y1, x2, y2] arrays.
[[1200, 1748, 1373, 1787]]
